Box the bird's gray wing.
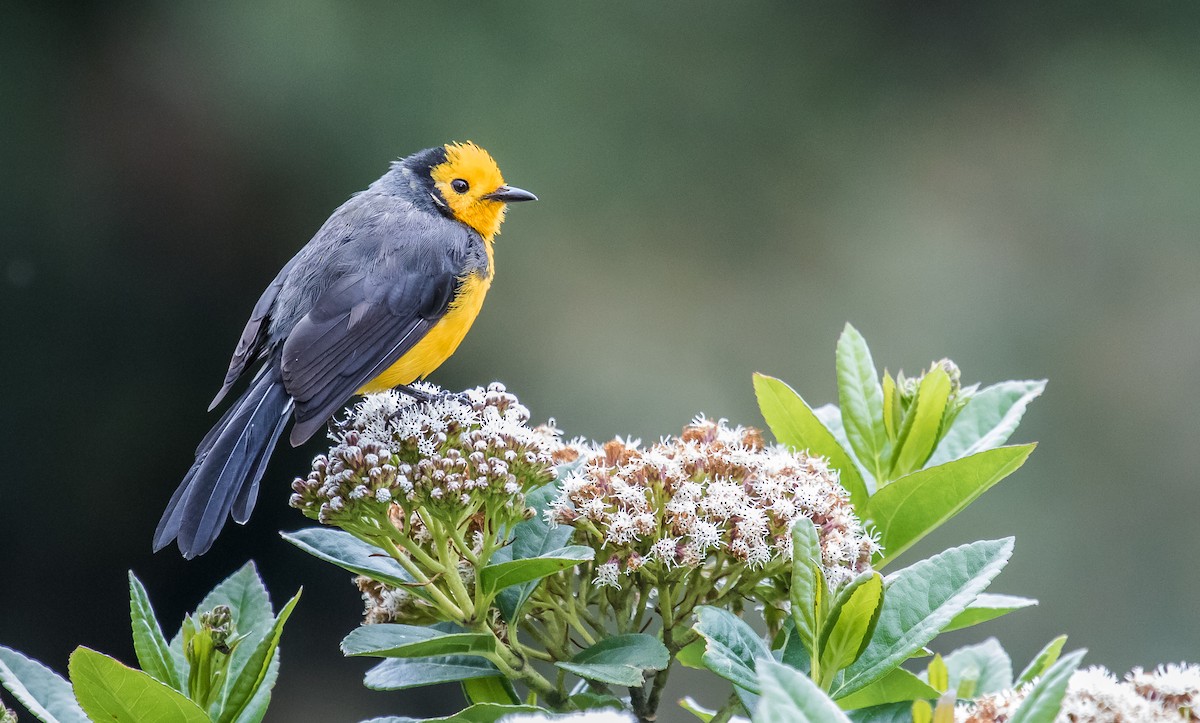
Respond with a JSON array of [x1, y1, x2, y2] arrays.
[[280, 236, 461, 445], [209, 256, 299, 410]]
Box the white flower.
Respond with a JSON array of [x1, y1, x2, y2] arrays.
[[593, 562, 621, 589]]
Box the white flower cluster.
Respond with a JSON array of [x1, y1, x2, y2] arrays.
[[548, 416, 878, 590], [958, 662, 1200, 722], [291, 382, 562, 527]]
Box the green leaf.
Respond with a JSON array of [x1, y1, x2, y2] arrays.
[[834, 667, 939, 709], [217, 588, 300, 723], [756, 660, 853, 723], [1008, 649, 1086, 723], [881, 371, 899, 442], [341, 625, 497, 660], [676, 639, 706, 670], [569, 691, 624, 711], [555, 634, 669, 688], [170, 562, 275, 686], [1016, 635, 1068, 686], [834, 538, 1014, 698], [789, 518, 825, 663], [280, 528, 419, 591], [846, 702, 916, 722], [362, 656, 502, 691], [754, 373, 870, 508], [836, 323, 888, 484], [693, 606, 771, 694], [927, 654, 948, 693], [460, 676, 518, 706], [0, 645, 89, 723], [941, 638, 1013, 697], [928, 380, 1045, 466], [888, 367, 951, 479], [67, 647, 211, 723], [495, 477, 579, 622], [942, 594, 1037, 633], [818, 573, 884, 688], [359, 703, 546, 722], [679, 695, 716, 721], [128, 571, 183, 693], [867, 445, 1034, 567], [231, 654, 277, 723], [476, 545, 593, 600]]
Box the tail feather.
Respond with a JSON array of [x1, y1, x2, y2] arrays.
[[233, 397, 293, 524], [154, 365, 291, 558]]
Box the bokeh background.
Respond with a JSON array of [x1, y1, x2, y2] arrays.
[[3, 2, 1199, 720]]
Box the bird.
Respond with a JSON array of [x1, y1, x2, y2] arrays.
[[153, 141, 537, 558]]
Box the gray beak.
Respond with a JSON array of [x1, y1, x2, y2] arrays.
[[484, 185, 538, 203]]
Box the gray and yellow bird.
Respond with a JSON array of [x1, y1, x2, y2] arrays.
[[154, 142, 537, 558]]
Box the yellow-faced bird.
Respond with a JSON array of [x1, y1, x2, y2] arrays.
[[154, 142, 537, 558]]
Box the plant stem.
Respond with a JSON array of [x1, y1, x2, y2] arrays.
[[709, 693, 742, 723], [373, 536, 466, 621]]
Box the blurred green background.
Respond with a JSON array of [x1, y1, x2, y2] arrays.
[[3, 2, 1199, 719]]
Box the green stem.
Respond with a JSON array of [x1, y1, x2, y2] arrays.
[[373, 523, 445, 574], [709, 693, 741, 723], [435, 533, 476, 621], [487, 633, 566, 709], [374, 536, 466, 621]]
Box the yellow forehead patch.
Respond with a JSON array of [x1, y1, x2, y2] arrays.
[[430, 141, 510, 240]]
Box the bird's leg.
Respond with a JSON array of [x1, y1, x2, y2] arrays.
[[396, 384, 437, 404]]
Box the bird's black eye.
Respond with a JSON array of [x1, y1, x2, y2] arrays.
[[451, 178, 469, 194]]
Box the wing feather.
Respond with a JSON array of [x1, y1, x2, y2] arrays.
[[280, 239, 460, 445]]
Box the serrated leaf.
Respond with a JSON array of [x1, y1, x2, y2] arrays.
[[555, 634, 669, 688], [359, 702, 546, 722], [818, 572, 884, 687], [789, 518, 825, 662], [1016, 635, 1068, 686], [756, 660, 853, 723], [341, 625, 497, 660], [928, 380, 1045, 466], [834, 538, 1014, 698], [942, 594, 1037, 633], [170, 562, 274, 686], [836, 323, 888, 484], [128, 571, 183, 692], [941, 638, 1013, 696], [280, 528, 419, 592], [889, 367, 951, 479], [754, 374, 870, 508], [0, 645, 89, 723], [477, 546, 593, 599], [361, 656, 502, 692], [867, 445, 1034, 567], [693, 607, 771, 694], [68, 647, 210, 722], [231, 653, 277, 723], [217, 588, 300, 723], [834, 667, 939, 709], [1008, 649, 1086, 723]]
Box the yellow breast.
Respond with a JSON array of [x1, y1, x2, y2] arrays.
[[357, 271, 492, 393]]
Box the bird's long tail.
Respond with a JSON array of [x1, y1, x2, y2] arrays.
[[154, 363, 293, 558]]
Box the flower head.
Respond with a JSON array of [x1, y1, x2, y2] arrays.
[[549, 416, 877, 593], [291, 382, 561, 535], [958, 663, 1200, 722]]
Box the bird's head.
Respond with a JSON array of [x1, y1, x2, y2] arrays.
[[404, 142, 537, 240]]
